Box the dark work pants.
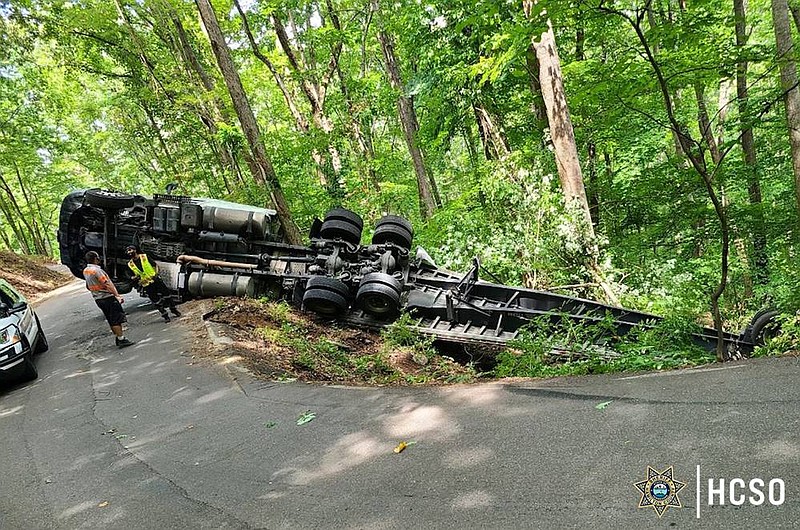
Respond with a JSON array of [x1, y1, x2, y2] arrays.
[[143, 277, 177, 315]]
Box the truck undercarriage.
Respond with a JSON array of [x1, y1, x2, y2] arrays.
[[58, 189, 774, 357]]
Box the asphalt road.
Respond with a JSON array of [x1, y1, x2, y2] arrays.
[[1, 282, 798, 529]]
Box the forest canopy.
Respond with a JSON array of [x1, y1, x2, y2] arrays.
[[2, 0, 800, 345]]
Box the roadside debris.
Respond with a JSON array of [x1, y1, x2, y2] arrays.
[[296, 410, 316, 425], [595, 400, 612, 410], [393, 441, 416, 453]]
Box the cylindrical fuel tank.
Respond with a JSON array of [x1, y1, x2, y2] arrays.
[[186, 271, 256, 298], [202, 207, 270, 238]]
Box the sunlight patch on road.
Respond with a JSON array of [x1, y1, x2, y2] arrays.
[[0, 405, 23, 418], [57, 500, 95, 520], [195, 388, 233, 404], [451, 490, 494, 509], [442, 446, 493, 469], [274, 431, 383, 485], [384, 403, 459, 441], [756, 439, 800, 462]]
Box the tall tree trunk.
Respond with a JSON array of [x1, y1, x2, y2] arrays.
[[195, 0, 302, 244], [587, 141, 600, 227], [270, 6, 346, 196], [0, 171, 34, 254], [694, 82, 722, 165], [772, 0, 800, 215], [524, 44, 547, 130], [735, 0, 769, 284], [529, 17, 595, 238], [376, 25, 437, 218]]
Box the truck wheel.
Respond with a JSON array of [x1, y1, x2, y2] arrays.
[[84, 189, 135, 209], [375, 215, 413, 234], [356, 273, 402, 317], [320, 219, 362, 245], [34, 315, 48, 354], [372, 224, 413, 249], [324, 208, 364, 231], [303, 288, 349, 316], [306, 276, 351, 299], [356, 283, 401, 317], [750, 310, 781, 346]]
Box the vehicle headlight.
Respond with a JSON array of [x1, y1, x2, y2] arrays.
[[0, 327, 21, 347]]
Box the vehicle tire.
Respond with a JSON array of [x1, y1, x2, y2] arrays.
[[750, 310, 781, 346], [34, 315, 48, 354], [303, 288, 349, 316], [324, 208, 363, 231], [306, 276, 351, 299], [319, 219, 362, 245], [21, 354, 38, 382], [371, 223, 413, 249], [375, 215, 413, 234], [359, 272, 403, 294], [356, 282, 401, 317], [84, 189, 135, 209]]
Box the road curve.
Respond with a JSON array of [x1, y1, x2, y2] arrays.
[[1, 283, 798, 529]]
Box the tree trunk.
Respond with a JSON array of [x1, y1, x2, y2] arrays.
[[195, 0, 302, 244], [473, 103, 510, 160], [694, 82, 722, 165], [376, 26, 437, 218], [735, 0, 769, 284], [530, 19, 595, 239], [772, 0, 800, 215], [524, 44, 548, 130]]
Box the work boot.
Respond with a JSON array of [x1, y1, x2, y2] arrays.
[[162, 312, 171, 323], [116, 337, 134, 348], [170, 307, 181, 317]]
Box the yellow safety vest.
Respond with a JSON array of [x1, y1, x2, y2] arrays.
[[128, 254, 157, 286]]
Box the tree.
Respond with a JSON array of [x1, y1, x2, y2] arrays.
[[194, 0, 302, 244], [771, 0, 800, 216], [374, 0, 440, 219]]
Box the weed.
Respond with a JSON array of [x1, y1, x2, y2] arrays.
[[293, 350, 317, 371], [494, 311, 715, 378], [264, 301, 291, 324]]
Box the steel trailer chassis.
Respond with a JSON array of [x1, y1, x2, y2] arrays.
[[59, 189, 771, 357]]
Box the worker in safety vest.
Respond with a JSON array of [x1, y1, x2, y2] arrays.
[[126, 245, 181, 322]]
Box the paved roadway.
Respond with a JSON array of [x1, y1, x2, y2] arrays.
[[0, 282, 798, 529]]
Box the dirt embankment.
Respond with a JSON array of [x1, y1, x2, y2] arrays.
[[196, 298, 477, 386], [0, 251, 74, 300]]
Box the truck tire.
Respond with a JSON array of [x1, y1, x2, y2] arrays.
[[372, 224, 413, 249], [306, 276, 351, 299], [324, 208, 364, 231], [356, 283, 401, 317], [356, 273, 402, 317], [319, 219, 362, 245], [375, 215, 413, 234], [303, 288, 349, 316], [750, 310, 781, 346], [84, 189, 135, 209]]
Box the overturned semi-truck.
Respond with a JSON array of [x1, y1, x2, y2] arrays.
[[58, 189, 778, 356]]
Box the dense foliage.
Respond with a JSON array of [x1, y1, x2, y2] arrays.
[[2, 0, 800, 335]]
